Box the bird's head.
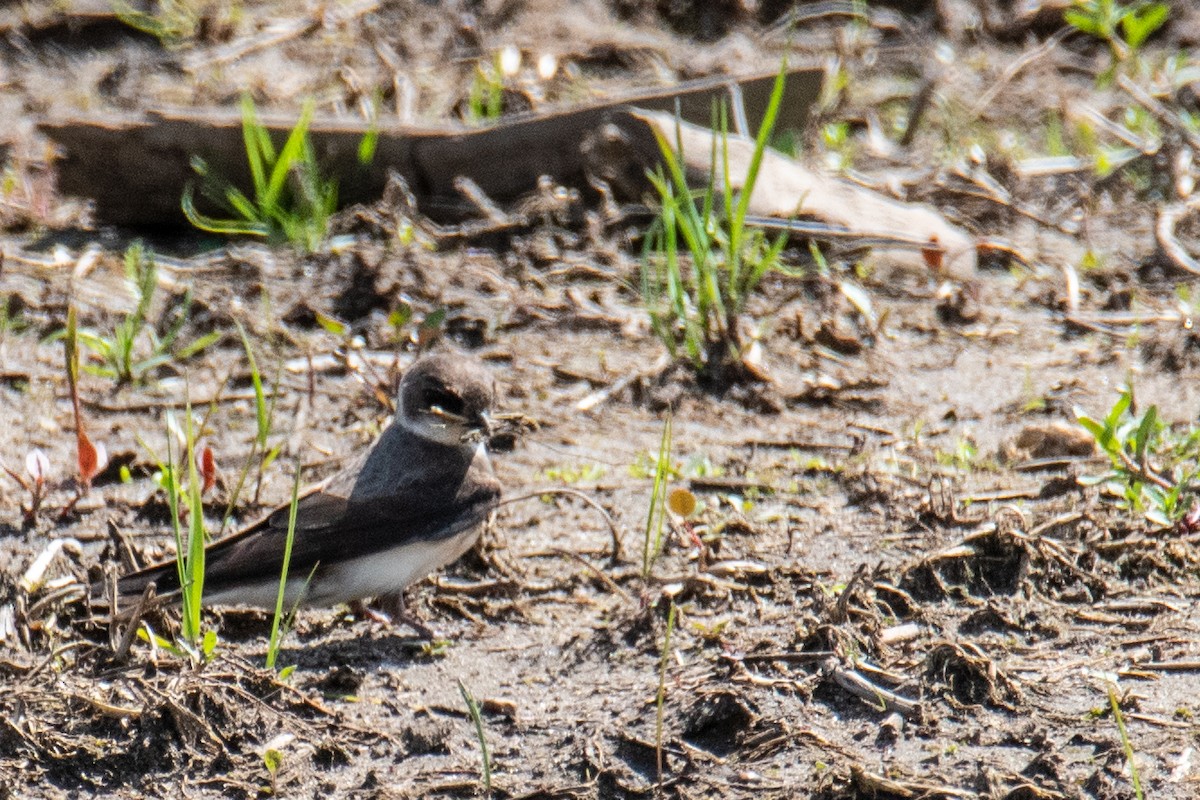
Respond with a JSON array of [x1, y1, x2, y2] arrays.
[[396, 353, 495, 448]]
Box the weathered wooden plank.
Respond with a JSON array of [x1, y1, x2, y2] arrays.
[[39, 67, 822, 227]]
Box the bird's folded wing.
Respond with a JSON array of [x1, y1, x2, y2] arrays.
[[117, 474, 498, 597], [198, 481, 498, 590]]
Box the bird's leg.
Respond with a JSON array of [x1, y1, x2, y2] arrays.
[[348, 599, 391, 626], [350, 592, 437, 639]]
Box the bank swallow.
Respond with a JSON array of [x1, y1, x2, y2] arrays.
[[114, 352, 502, 624]]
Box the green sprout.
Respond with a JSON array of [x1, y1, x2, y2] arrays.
[[58, 242, 220, 385], [158, 399, 208, 653], [642, 413, 673, 578], [1107, 683, 1144, 800], [641, 61, 797, 381], [265, 461, 302, 672], [183, 95, 339, 252], [1064, 0, 1169, 74], [1078, 386, 1200, 525], [655, 600, 678, 787], [222, 321, 283, 526], [457, 679, 492, 794]]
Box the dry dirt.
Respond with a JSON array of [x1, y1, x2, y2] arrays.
[[2, 1, 1200, 799]]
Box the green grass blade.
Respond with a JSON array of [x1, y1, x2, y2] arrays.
[[130, 352, 175, 378], [457, 679, 492, 793], [358, 113, 379, 165], [223, 186, 264, 225], [163, 414, 189, 637], [241, 94, 271, 198], [725, 58, 789, 324], [655, 600, 677, 786], [642, 413, 672, 577], [652, 122, 705, 249], [183, 394, 206, 649], [266, 461, 302, 670], [182, 184, 270, 237], [1103, 389, 1133, 441], [719, 101, 739, 299], [744, 227, 791, 299], [734, 59, 788, 224], [175, 330, 224, 361], [1107, 684, 1144, 800], [263, 99, 316, 214], [1133, 405, 1158, 463], [237, 320, 269, 446]]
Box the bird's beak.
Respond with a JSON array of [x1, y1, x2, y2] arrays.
[[429, 405, 492, 443], [462, 411, 492, 443]]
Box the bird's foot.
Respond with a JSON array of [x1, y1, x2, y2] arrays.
[[350, 593, 437, 640]]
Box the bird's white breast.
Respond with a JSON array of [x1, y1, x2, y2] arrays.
[[203, 525, 483, 609]]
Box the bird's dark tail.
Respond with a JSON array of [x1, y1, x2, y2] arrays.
[[117, 561, 183, 599], [90, 561, 183, 611]]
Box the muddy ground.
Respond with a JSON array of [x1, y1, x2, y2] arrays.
[[2, 1, 1200, 798]]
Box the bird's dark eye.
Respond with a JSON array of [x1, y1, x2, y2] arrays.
[[426, 387, 465, 415]]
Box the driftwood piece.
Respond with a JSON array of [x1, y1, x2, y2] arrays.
[[0, 0, 141, 45], [39, 67, 822, 227], [632, 110, 979, 279]]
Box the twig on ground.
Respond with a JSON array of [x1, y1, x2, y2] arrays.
[[969, 29, 1070, 119], [1156, 198, 1200, 276], [823, 657, 922, 718], [112, 582, 157, 664], [576, 354, 669, 413], [1117, 73, 1200, 152], [501, 487, 624, 565], [547, 548, 633, 603]]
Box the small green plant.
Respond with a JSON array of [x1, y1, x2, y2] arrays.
[[1107, 683, 1145, 800], [160, 400, 209, 653], [262, 746, 283, 795], [134, 416, 218, 662], [935, 436, 979, 472], [62, 243, 219, 385], [820, 121, 854, 169], [1021, 369, 1048, 413], [1077, 386, 1200, 525], [137, 622, 216, 662], [467, 61, 505, 123], [220, 322, 283, 526], [466, 47, 521, 124], [419, 639, 451, 658], [1064, 0, 1169, 72], [540, 463, 607, 484], [0, 295, 26, 340], [642, 414, 673, 578], [655, 600, 677, 787], [265, 461, 302, 672], [457, 679, 492, 794], [183, 96, 338, 252], [641, 62, 794, 380]]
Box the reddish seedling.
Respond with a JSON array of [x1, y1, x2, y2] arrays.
[[199, 442, 217, 495], [921, 234, 944, 273], [63, 305, 108, 495], [2, 449, 50, 526]]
